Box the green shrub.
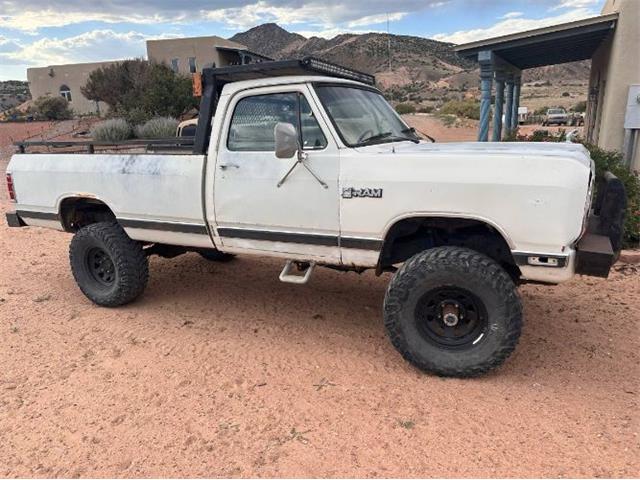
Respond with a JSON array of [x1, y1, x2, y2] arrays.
[[31, 96, 72, 120], [82, 59, 198, 122], [440, 99, 480, 120], [135, 117, 178, 138], [534, 106, 550, 116], [572, 101, 587, 113], [436, 113, 457, 127], [91, 118, 132, 142], [417, 105, 434, 114], [583, 143, 639, 247], [395, 103, 416, 114]]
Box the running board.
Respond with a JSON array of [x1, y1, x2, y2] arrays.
[[279, 260, 315, 284]]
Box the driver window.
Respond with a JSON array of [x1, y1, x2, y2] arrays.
[[227, 92, 327, 152], [228, 92, 297, 151]]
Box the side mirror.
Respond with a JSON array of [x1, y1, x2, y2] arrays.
[[274, 122, 299, 159]]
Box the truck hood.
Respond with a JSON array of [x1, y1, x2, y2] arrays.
[[354, 140, 592, 169]]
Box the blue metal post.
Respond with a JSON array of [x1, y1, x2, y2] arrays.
[[504, 74, 514, 138], [511, 74, 521, 134], [492, 70, 505, 142], [478, 51, 494, 142]]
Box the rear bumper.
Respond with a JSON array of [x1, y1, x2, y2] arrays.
[[575, 171, 627, 278], [5, 211, 26, 228]]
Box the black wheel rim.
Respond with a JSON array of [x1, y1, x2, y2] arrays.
[[414, 287, 488, 349], [86, 247, 116, 287]]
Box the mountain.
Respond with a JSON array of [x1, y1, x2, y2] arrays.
[[229, 24, 590, 105], [230, 23, 474, 88], [0, 80, 30, 113]]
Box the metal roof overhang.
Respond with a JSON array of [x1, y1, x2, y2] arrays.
[[455, 13, 618, 70]]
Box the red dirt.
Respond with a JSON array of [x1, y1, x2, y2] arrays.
[[0, 121, 638, 477]]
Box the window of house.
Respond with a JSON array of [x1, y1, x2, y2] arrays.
[[59, 85, 72, 102], [170, 58, 179, 72], [188, 57, 197, 73], [227, 92, 327, 152]]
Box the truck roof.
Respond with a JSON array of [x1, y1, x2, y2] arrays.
[[220, 75, 371, 96], [202, 57, 376, 87]]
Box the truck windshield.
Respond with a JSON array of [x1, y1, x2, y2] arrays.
[[314, 84, 418, 147]]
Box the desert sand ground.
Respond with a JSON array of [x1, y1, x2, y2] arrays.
[[0, 121, 638, 478]]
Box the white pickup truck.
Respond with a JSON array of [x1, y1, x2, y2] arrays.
[[5, 58, 627, 377]]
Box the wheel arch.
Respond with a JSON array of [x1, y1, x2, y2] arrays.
[[58, 195, 117, 232], [376, 214, 520, 280]]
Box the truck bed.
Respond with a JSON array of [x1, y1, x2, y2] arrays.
[[8, 152, 212, 248]]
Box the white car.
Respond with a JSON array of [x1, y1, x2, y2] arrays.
[[5, 58, 627, 377], [543, 108, 569, 126]]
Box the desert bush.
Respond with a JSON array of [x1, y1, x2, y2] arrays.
[[417, 105, 434, 114], [31, 96, 72, 120], [135, 117, 179, 138], [571, 101, 587, 113], [440, 99, 480, 120], [562, 92, 571, 97], [534, 105, 550, 116], [436, 113, 457, 127], [395, 103, 416, 114], [91, 118, 132, 142], [585, 143, 639, 247]]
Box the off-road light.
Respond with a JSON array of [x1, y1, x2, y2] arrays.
[[302, 57, 376, 86]]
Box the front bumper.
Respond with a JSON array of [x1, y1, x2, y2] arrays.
[[575, 171, 627, 278], [5, 211, 26, 228]]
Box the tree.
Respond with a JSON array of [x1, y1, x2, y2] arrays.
[[395, 103, 416, 114], [572, 100, 587, 113], [81, 59, 198, 123], [32, 95, 72, 120]]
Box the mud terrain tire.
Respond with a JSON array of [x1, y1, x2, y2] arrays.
[[69, 222, 149, 307], [384, 246, 522, 377]]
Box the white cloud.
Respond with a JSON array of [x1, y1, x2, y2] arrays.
[[347, 12, 407, 28], [500, 11, 524, 19], [551, 0, 600, 10], [433, 7, 600, 44], [0, 29, 178, 67], [0, 0, 446, 34], [0, 9, 174, 34]]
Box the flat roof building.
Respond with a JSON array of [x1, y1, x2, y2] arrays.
[[26, 35, 271, 116], [27, 60, 120, 116], [147, 35, 269, 76]]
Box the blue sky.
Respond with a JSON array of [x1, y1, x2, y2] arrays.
[[0, 0, 606, 80]]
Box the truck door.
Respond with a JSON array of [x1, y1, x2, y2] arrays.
[[212, 84, 341, 263]]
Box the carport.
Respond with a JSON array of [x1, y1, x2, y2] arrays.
[[455, 13, 618, 142]]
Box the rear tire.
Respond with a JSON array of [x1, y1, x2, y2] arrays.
[[383, 247, 522, 377], [69, 222, 149, 307]]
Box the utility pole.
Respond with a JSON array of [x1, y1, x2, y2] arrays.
[[387, 14, 392, 72]]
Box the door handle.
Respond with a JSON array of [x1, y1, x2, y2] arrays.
[[219, 163, 240, 170]]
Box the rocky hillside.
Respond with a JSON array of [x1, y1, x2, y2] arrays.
[[0, 80, 30, 113], [230, 24, 590, 108], [230, 23, 474, 88]]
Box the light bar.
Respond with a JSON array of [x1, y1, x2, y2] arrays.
[[301, 57, 376, 86]]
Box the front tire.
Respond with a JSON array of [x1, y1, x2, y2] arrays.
[[69, 222, 149, 307], [383, 247, 522, 377]]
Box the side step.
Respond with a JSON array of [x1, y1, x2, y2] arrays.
[[279, 260, 315, 284]]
